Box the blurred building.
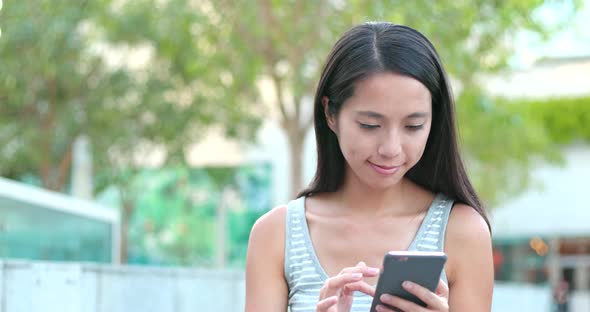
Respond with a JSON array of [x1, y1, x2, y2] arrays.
[[0, 177, 119, 263], [486, 55, 590, 309], [484, 55, 590, 98], [491, 145, 590, 288]]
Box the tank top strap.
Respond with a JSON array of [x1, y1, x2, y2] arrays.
[[411, 193, 454, 252], [284, 197, 316, 298]]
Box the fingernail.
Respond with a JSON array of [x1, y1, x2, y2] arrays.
[[375, 306, 384, 312], [351, 273, 363, 279], [368, 267, 379, 274], [403, 281, 413, 289], [380, 294, 392, 302]]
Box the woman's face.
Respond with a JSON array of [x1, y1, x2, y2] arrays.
[[325, 72, 432, 190]]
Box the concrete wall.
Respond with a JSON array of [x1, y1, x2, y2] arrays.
[[492, 282, 552, 311], [0, 260, 244, 312]]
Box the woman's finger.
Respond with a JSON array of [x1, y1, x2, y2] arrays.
[[401, 281, 448, 310], [319, 272, 364, 298], [318, 263, 380, 301], [327, 272, 365, 289], [337, 288, 355, 311], [378, 294, 428, 312], [435, 279, 449, 298], [342, 280, 376, 297], [339, 264, 380, 277], [323, 268, 379, 293], [316, 295, 338, 311], [374, 303, 396, 312], [353, 261, 381, 277]]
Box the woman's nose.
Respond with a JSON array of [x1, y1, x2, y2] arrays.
[[377, 130, 402, 158]]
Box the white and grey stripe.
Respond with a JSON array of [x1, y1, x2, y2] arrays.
[[284, 193, 454, 311]]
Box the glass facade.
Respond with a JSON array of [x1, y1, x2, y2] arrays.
[[494, 237, 590, 292], [494, 239, 549, 284], [0, 197, 113, 263]]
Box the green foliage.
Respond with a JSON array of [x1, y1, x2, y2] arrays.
[[0, 0, 262, 191], [457, 88, 563, 206], [99, 163, 272, 267], [499, 96, 590, 144], [227, 209, 266, 267], [0, 1, 127, 189], [458, 91, 590, 206]]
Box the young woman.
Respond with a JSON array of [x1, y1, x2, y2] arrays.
[[245, 22, 493, 312]]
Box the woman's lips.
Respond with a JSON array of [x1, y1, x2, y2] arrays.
[[368, 162, 401, 175]]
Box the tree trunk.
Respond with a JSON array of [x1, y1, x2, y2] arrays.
[[119, 213, 129, 263], [119, 197, 134, 264], [287, 130, 304, 198], [215, 187, 229, 268], [40, 79, 57, 191]]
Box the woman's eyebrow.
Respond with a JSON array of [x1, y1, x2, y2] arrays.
[[356, 111, 429, 119], [356, 110, 384, 118], [405, 112, 430, 119]]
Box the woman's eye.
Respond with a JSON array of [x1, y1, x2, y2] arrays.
[[406, 124, 424, 131], [359, 123, 379, 129]]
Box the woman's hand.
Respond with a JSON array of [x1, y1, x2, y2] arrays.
[[375, 279, 449, 312], [316, 261, 379, 312]]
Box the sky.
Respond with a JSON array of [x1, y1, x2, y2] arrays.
[[510, 0, 590, 68]]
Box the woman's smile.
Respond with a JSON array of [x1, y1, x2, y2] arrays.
[[367, 161, 402, 176]]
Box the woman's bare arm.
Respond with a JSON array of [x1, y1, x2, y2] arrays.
[[245, 206, 289, 311], [446, 204, 494, 311]]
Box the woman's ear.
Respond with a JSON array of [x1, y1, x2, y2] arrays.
[[322, 96, 337, 133]]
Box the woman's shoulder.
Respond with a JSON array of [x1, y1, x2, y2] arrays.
[[444, 203, 493, 283], [247, 204, 289, 276], [446, 203, 491, 242], [250, 204, 289, 245], [246, 204, 291, 309]]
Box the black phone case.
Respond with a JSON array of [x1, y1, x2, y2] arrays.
[[370, 251, 447, 312]]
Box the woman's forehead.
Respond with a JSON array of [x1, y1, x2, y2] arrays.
[[354, 72, 430, 99], [345, 73, 432, 115]]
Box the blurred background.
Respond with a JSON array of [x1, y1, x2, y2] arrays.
[[0, 0, 589, 311]]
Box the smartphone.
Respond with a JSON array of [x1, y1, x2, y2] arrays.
[[370, 251, 447, 312]]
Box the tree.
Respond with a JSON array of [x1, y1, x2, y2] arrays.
[[92, 0, 264, 263], [0, 0, 123, 190], [209, 0, 581, 204], [0, 0, 262, 262]]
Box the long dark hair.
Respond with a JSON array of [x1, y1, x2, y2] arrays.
[[298, 22, 490, 230]]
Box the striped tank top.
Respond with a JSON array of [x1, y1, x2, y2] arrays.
[[284, 193, 454, 311]]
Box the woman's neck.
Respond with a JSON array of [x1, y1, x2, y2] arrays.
[[334, 171, 421, 217]]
